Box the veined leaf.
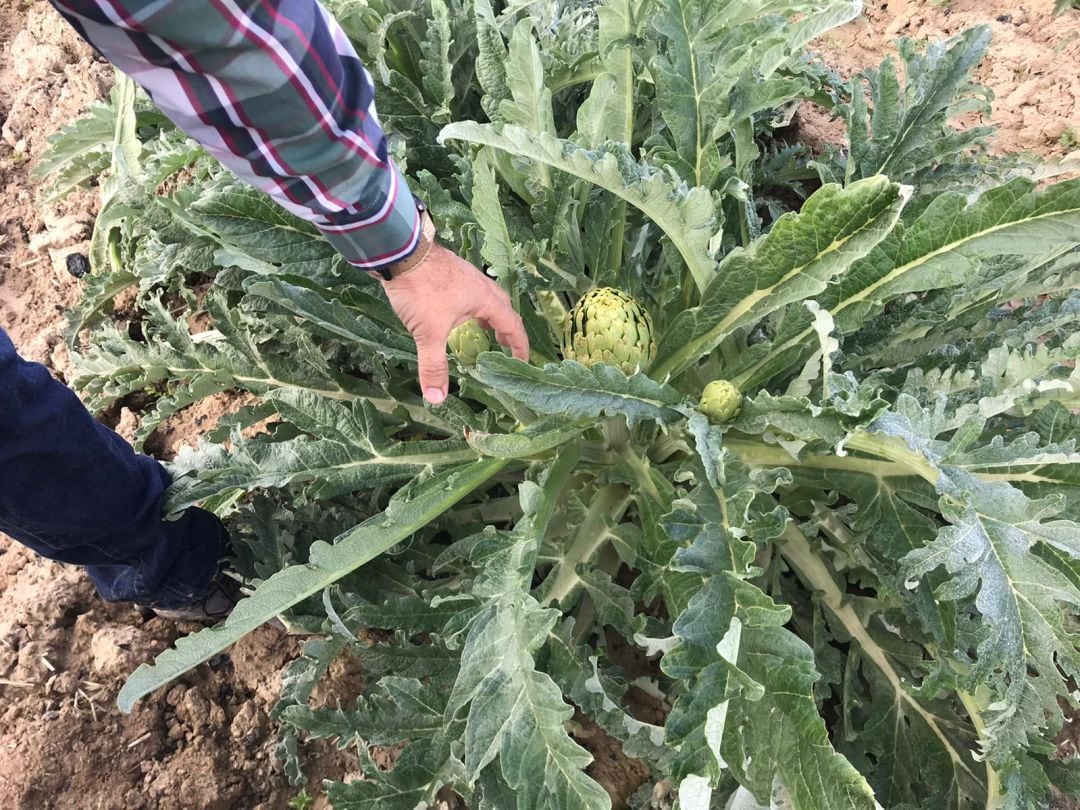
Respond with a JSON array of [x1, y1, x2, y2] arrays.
[[166, 393, 479, 509], [576, 0, 646, 147], [473, 0, 510, 118], [535, 484, 633, 611], [902, 471, 1080, 743], [245, 277, 417, 363], [327, 739, 463, 809], [501, 20, 557, 143], [473, 353, 688, 427], [279, 676, 449, 748], [118, 459, 507, 712], [543, 630, 669, 764], [781, 525, 986, 808], [419, 0, 455, 122], [32, 96, 117, 200], [439, 122, 718, 291], [167, 180, 341, 281], [734, 178, 1080, 390], [447, 452, 610, 809], [653, 176, 906, 379], [73, 295, 450, 442], [844, 26, 994, 186], [722, 585, 879, 810], [465, 418, 585, 459], [471, 148, 518, 282], [652, 0, 858, 187]]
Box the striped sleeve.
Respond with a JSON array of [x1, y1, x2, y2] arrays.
[[49, 0, 421, 272]]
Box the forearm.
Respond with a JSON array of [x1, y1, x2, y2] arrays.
[[49, 0, 421, 273]]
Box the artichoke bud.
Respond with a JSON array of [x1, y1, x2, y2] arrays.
[[562, 287, 656, 375], [700, 380, 743, 423], [448, 320, 491, 366]]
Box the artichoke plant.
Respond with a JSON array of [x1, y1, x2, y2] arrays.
[[699, 379, 743, 423], [561, 287, 656, 374], [447, 319, 490, 366]]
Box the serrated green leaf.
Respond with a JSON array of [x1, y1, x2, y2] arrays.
[[653, 176, 906, 379], [118, 459, 507, 712], [652, 0, 858, 188], [844, 27, 994, 187], [473, 353, 687, 427], [440, 121, 718, 291], [902, 471, 1080, 757], [166, 392, 478, 510], [465, 418, 584, 459], [734, 178, 1080, 390], [447, 452, 610, 810]]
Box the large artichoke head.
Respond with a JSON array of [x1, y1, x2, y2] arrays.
[[562, 287, 656, 374], [448, 319, 491, 366], [700, 380, 743, 423]]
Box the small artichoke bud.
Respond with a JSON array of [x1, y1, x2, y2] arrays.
[[562, 288, 656, 375], [448, 320, 491, 366], [700, 380, 743, 423]]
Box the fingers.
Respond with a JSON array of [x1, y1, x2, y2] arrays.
[[414, 328, 451, 405], [479, 293, 530, 362]]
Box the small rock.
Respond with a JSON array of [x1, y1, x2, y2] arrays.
[[1045, 120, 1069, 143], [9, 30, 66, 81], [66, 253, 91, 278], [14, 639, 53, 682], [48, 671, 78, 695], [1003, 78, 1040, 110], [884, 14, 911, 37], [29, 215, 88, 253], [175, 685, 227, 729], [229, 701, 267, 742], [90, 625, 151, 678]]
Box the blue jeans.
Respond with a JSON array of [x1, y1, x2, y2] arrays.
[[0, 328, 228, 608]]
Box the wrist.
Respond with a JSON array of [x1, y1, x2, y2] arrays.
[[376, 202, 436, 282]]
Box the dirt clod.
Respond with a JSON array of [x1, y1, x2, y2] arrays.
[[89, 625, 152, 678]]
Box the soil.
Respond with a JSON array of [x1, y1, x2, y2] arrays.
[[797, 0, 1080, 158], [0, 1, 1077, 809], [0, 3, 347, 808]]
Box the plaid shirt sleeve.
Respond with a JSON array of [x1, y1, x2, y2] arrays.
[[49, 0, 421, 272]]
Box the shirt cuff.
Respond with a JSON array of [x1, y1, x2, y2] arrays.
[[315, 162, 421, 272]]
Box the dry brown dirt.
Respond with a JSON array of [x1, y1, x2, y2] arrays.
[[0, 3, 346, 808], [798, 0, 1080, 157], [0, 0, 1078, 808]]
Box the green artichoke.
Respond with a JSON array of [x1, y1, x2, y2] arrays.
[[448, 319, 491, 366], [700, 380, 742, 423], [562, 287, 656, 374]]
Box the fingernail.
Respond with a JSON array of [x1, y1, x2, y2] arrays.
[[425, 388, 446, 405]]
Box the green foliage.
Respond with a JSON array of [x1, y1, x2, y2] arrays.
[[41, 1, 1080, 808]]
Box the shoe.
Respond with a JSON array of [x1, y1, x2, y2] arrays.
[[151, 573, 242, 622]]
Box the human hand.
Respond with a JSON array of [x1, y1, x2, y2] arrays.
[[382, 244, 530, 404]]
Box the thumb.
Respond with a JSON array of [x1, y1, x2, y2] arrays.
[[415, 329, 451, 405]]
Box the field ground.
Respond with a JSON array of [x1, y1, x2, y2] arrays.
[[0, 0, 1077, 807]]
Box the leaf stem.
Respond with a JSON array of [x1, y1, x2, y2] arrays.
[[956, 689, 1003, 809], [725, 437, 911, 479]]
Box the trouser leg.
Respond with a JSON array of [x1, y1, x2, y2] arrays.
[[0, 327, 227, 608]]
